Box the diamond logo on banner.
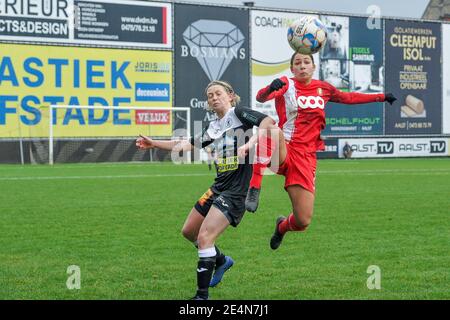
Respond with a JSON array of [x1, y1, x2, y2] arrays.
[[183, 19, 245, 81]]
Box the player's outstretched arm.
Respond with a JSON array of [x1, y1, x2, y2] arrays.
[[136, 134, 193, 151], [256, 78, 287, 102], [330, 86, 397, 105]]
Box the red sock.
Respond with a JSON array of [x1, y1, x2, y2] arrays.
[[249, 135, 274, 189], [278, 213, 307, 235]]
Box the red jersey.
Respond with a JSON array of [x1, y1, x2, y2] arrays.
[[256, 77, 385, 152]]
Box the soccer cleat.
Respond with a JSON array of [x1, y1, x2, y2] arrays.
[[270, 216, 286, 250], [245, 187, 261, 213], [210, 256, 234, 287]]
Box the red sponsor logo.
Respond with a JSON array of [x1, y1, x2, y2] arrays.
[[135, 110, 170, 124], [297, 96, 325, 109]]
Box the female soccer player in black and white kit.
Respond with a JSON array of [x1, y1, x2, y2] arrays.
[[136, 80, 276, 300]]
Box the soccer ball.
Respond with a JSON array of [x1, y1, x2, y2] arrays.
[[287, 16, 327, 54]]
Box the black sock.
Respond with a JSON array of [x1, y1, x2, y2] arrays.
[[215, 245, 226, 267], [196, 256, 216, 298]]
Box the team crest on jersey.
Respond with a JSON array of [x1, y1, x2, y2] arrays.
[[225, 117, 233, 129], [317, 88, 323, 96]]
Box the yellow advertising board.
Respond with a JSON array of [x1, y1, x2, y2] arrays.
[[0, 43, 173, 137]]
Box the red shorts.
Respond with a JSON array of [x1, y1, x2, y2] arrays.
[[276, 143, 317, 193]]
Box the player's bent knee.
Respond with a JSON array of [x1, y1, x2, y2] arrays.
[[293, 211, 313, 229], [267, 124, 280, 134], [196, 231, 215, 249], [181, 227, 196, 242]]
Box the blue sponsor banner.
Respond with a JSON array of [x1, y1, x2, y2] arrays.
[[323, 105, 383, 135], [135, 83, 170, 102]]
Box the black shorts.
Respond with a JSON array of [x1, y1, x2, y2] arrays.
[[194, 188, 246, 227]]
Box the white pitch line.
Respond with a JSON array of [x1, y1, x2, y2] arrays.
[[319, 168, 450, 174], [0, 163, 184, 170], [0, 169, 449, 181], [0, 173, 212, 181], [0, 158, 448, 171]]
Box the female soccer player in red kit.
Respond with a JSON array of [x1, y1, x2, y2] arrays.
[[244, 52, 397, 250]]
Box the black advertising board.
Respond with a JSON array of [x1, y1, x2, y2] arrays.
[[175, 3, 250, 135], [385, 20, 442, 134], [0, 0, 171, 48]]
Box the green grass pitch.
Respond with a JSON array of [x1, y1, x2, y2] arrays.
[[0, 158, 449, 300]]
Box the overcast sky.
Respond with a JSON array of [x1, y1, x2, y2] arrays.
[[180, 0, 430, 19]]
